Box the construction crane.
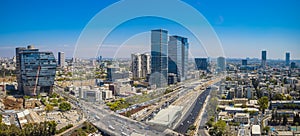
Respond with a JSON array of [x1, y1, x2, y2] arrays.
[[33, 66, 41, 96]]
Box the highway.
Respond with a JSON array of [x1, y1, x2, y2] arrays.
[[174, 88, 211, 134], [133, 79, 206, 122], [53, 77, 220, 136], [54, 86, 169, 136], [197, 84, 220, 136]]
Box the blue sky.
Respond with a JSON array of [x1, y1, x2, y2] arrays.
[[0, 0, 300, 59]]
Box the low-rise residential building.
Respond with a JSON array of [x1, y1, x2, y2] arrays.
[[17, 109, 42, 128], [102, 89, 113, 100], [271, 100, 300, 109], [80, 89, 102, 102], [218, 111, 233, 122], [252, 125, 261, 136], [234, 113, 249, 124], [276, 131, 293, 136]]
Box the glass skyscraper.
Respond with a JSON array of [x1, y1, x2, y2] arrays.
[[16, 45, 56, 96], [217, 56, 226, 72], [150, 29, 168, 88], [286, 52, 290, 66], [242, 59, 247, 66], [195, 58, 208, 71], [261, 50, 267, 67], [58, 52, 65, 67], [168, 35, 189, 82]]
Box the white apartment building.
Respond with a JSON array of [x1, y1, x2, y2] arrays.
[[234, 113, 249, 124], [131, 53, 150, 79]]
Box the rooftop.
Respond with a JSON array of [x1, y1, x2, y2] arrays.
[[235, 113, 250, 118], [148, 105, 183, 127], [252, 125, 261, 135]]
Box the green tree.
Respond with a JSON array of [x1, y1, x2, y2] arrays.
[[188, 125, 196, 130], [23, 95, 30, 99], [50, 92, 58, 98], [58, 98, 65, 103], [209, 120, 227, 136], [286, 95, 293, 100], [36, 94, 41, 100], [59, 102, 71, 111], [258, 96, 269, 113], [125, 111, 131, 117], [0, 121, 56, 136], [206, 116, 215, 128], [241, 104, 247, 108], [226, 77, 232, 81], [0, 114, 2, 123], [263, 126, 270, 134], [48, 121, 57, 135], [45, 104, 54, 112], [273, 93, 284, 100], [221, 95, 226, 99]]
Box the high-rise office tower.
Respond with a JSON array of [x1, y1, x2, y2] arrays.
[[150, 29, 168, 88], [195, 58, 208, 71], [168, 35, 189, 82], [107, 66, 120, 82], [58, 52, 65, 67], [242, 59, 247, 66], [131, 53, 151, 79], [291, 62, 296, 69], [16, 47, 26, 93], [16, 45, 56, 96], [97, 56, 102, 63], [261, 50, 267, 68], [217, 56, 226, 72], [286, 52, 290, 66], [182, 37, 189, 80]]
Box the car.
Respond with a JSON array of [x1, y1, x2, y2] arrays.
[[121, 132, 129, 136], [109, 125, 115, 130]]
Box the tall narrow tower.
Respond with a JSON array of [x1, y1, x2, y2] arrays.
[[168, 35, 189, 82], [150, 29, 168, 88], [58, 52, 65, 67], [286, 52, 290, 66], [261, 50, 267, 68]]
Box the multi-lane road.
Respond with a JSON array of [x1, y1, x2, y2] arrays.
[[54, 86, 170, 136], [54, 77, 221, 136], [174, 87, 211, 134]]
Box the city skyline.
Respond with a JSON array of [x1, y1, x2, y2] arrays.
[[1, 1, 300, 136], [0, 0, 299, 59]]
